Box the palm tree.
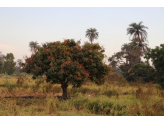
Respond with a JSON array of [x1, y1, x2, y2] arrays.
[[85, 28, 99, 44], [29, 41, 40, 54], [127, 21, 148, 62]]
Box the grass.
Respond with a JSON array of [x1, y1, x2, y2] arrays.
[[0, 74, 164, 116]]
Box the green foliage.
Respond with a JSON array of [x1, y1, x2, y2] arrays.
[[119, 62, 138, 82], [145, 44, 164, 87], [0, 61, 3, 74], [127, 63, 155, 83], [14, 73, 27, 77], [86, 99, 126, 115], [85, 28, 99, 44], [21, 39, 111, 99], [2, 53, 16, 75]]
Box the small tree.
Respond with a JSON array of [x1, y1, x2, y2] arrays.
[[16, 59, 23, 74], [21, 39, 111, 99], [0, 52, 5, 74], [3, 53, 16, 75]]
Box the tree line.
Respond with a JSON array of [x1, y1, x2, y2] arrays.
[[0, 21, 164, 93]]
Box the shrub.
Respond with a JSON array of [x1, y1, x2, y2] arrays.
[[127, 63, 155, 83], [105, 71, 120, 81], [16, 77, 25, 87]]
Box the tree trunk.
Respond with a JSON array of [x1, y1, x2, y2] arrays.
[[137, 33, 141, 63], [61, 83, 68, 100]]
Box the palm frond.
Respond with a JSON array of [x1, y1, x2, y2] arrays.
[[85, 28, 99, 43]]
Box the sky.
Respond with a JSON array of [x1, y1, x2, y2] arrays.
[[0, 7, 164, 66]]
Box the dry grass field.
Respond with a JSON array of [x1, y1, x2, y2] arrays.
[[0, 74, 164, 116]]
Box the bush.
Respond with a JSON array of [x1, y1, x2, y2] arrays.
[[106, 71, 120, 81], [16, 77, 25, 87], [126, 63, 155, 83], [87, 99, 126, 115]]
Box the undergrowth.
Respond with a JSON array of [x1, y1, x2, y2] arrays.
[[0, 75, 163, 116]]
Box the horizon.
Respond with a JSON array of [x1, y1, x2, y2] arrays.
[[0, 7, 164, 66]]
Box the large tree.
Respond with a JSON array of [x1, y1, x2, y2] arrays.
[[85, 28, 99, 44], [145, 44, 164, 87], [21, 39, 111, 100], [127, 21, 148, 62]]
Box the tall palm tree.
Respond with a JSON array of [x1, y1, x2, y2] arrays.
[[127, 21, 148, 62], [85, 28, 99, 44], [29, 41, 40, 54]]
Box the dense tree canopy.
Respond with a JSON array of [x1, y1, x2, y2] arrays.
[[108, 41, 151, 81], [127, 63, 156, 83], [145, 44, 164, 87]]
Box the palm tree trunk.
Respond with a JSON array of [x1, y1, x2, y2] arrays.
[[137, 33, 141, 63]]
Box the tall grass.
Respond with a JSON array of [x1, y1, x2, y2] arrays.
[[0, 75, 163, 116]]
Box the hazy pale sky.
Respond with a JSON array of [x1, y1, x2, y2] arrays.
[[0, 7, 164, 65]]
